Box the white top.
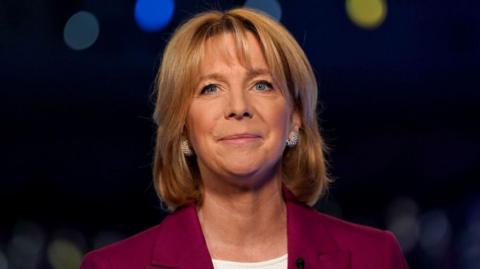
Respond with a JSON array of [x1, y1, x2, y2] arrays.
[[212, 254, 288, 269]]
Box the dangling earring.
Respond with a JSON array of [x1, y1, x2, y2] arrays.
[[286, 131, 299, 147], [181, 138, 193, 156]]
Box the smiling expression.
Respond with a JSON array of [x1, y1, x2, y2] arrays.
[[186, 32, 300, 187]]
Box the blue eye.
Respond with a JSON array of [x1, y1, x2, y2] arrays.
[[254, 81, 273, 91], [200, 84, 218, 95]]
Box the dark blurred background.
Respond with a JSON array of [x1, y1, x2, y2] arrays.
[[1, 0, 479, 268]]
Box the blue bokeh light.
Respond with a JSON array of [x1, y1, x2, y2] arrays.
[[134, 0, 175, 32]]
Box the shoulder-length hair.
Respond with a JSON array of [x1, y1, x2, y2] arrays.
[[152, 8, 331, 211]]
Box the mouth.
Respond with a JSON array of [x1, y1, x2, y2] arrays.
[[218, 133, 262, 144]]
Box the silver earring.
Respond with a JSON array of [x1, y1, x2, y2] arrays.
[[181, 138, 193, 156], [286, 131, 299, 147]]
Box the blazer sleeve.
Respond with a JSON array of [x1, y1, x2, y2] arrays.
[[80, 250, 113, 269], [383, 231, 409, 269]]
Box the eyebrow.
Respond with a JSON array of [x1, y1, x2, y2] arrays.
[[245, 68, 271, 80], [197, 68, 271, 84]]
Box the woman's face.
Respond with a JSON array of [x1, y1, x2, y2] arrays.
[[186, 32, 300, 187]]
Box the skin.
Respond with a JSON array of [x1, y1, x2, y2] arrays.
[[186, 32, 301, 262]]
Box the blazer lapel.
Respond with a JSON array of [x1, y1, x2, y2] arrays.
[[147, 203, 214, 269], [283, 185, 351, 269]]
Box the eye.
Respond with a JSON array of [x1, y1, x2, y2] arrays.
[[254, 81, 273, 92], [200, 84, 219, 95]]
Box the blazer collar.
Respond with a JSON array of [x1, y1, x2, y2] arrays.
[[283, 186, 351, 269], [148, 184, 351, 269]]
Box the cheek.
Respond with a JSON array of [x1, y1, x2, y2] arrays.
[[263, 102, 292, 137], [186, 101, 222, 147]]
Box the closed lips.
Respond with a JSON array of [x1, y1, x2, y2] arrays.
[[219, 134, 261, 141]]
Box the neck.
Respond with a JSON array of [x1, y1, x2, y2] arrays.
[[197, 176, 287, 261]]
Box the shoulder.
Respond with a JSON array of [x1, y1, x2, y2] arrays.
[[308, 209, 409, 268], [79, 223, 162, 269], [79, 205, 198, 269]]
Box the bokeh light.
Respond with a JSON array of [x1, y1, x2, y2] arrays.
[[47, 239, 83, 269], [0, 251, 8, 269], [386, 197, 420, 253], [459, 198, 480, 269], [345, 0, 387, 29], [244, 0, 282, 21], [134, 0, 175, 32], [63, 11, 100, 50], [419, 209, 451, 258], [7, 221, 45, 269]]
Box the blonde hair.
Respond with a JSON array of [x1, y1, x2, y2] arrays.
[[152, 8, 331, 211]]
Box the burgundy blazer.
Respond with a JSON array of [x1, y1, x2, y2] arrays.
[[80, 187, 409, 269]]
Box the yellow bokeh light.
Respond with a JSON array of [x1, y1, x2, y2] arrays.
[[346, 0, 387, 29], [47, 239, 82, 269]]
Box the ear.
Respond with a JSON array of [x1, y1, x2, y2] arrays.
[[290, 110, 301, 134]]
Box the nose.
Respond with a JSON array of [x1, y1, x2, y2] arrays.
[[225, 90, 253, 120]]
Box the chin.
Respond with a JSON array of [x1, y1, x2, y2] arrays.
[[224, 160, 277, 181], [225, 164, 260, 178]]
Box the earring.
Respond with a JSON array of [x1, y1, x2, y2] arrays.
[[181, 138, 193, 156], [286, 131, 299, 147]]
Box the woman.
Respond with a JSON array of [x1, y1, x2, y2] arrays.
[[81, 8, 409, 269]]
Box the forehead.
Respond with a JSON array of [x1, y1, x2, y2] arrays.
[[199, 31, 270, 76]]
